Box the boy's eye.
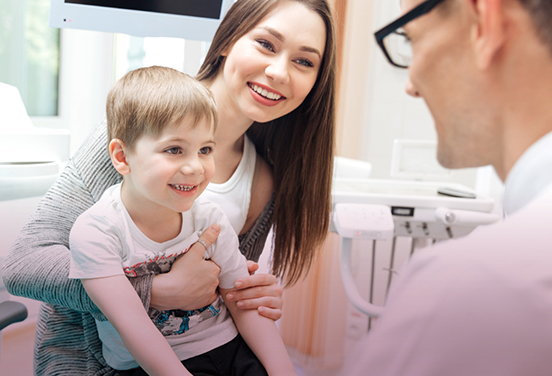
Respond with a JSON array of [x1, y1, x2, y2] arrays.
[[199, 146, 213, 155], [165, 147, 182, 155], [257, 39, 275, 52]]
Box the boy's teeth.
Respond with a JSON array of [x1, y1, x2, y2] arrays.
[[251, 84, 282, 101], [172, 184, 194, 191]]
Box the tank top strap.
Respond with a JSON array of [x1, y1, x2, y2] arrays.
[[202, 136, 257, 234]]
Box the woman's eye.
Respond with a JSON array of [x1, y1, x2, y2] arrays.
[[199, 147, 213, 155], [295, 59, 314, 68], [165, 147, 181, 155], [257, 39, 275, 52]]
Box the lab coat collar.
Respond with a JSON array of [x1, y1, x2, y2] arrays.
[[503, 131, 552, 215]]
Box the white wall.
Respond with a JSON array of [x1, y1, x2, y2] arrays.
[[339, 0, 487, 190], [58, 29, 116, 155]]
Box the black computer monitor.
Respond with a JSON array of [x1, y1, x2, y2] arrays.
[[49, 0, 234, 41]]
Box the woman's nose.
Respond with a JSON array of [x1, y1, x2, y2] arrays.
[[265, 56, 290, 84]]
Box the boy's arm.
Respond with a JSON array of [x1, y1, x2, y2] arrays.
[[221, 287, 296, 376], [81, 275, 192, 376]]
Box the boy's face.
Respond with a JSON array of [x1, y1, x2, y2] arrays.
[[121, 117, 216, 217]]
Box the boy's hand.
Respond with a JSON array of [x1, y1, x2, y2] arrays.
[[150, 224, 221, 311], [225, 270, 284, 321]]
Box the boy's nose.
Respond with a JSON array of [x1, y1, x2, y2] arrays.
[[181, 157, 203, 175]]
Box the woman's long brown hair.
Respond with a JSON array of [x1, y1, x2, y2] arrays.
[[197, 0, 336, 285]]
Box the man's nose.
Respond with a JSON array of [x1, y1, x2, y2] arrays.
[[405, 77, 420, 97]]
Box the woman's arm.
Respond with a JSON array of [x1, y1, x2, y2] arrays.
[[2, 121, 226, 315], [82, 275, 191, 376], [221, 287, 296, 375], [2, 121, 119, 312]]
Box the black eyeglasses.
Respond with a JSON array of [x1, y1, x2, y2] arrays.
[[374, 0, 446, 68]]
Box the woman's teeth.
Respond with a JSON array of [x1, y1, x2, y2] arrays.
[[171, 184, 194, 191], [250, 84, 282, 101]]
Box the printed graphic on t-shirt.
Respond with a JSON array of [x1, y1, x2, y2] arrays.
[[149, 301, 222, 336], [124, 252, 221, 336], [123, 250, 187, 277]]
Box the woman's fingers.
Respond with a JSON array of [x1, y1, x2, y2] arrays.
[[257, 306, 283, 321], [233, 296, 283, 320], [246, 260, 259, 275], [189, 223, 221, 256], [225, 272, 284, 321], [234, 272, 277, 290]]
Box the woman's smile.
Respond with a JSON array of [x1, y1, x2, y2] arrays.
[[248, 82, 286, 106]]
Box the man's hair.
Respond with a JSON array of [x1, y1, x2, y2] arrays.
[[106, 66, 218, 151], [518, 0, 552, 53]]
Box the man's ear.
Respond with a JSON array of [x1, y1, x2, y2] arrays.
[[470, 0, 507, 69], [109, 139, 131, 175]]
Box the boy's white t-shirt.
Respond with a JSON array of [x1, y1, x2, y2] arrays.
[[69, 183, 249, 370]]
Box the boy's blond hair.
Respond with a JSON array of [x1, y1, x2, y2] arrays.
[[106, 66, 218, 151]]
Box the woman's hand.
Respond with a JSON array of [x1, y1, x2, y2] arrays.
[[150, 224, 221, 311], [225, 262, 284, 321]]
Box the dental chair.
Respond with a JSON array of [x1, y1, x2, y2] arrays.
[[0, 258, 28, 356], [0, 301, 27, 331], [0, 299, 28, 368]]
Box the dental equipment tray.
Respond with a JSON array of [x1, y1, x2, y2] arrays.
[[332, 178, 497, 240], [332, 179, 499, 318]]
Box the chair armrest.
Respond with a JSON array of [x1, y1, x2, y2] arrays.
[[0, 301, 28, 331]]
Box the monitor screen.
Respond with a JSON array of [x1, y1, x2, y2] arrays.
[[49, 0, 234, 41]]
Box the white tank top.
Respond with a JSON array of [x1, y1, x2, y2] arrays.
[[202, 136, 257, 234]]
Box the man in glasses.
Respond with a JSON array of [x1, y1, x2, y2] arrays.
[[345, 0, 552, 375]]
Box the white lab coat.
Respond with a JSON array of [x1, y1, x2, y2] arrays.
[[345, 131, 552, 376]]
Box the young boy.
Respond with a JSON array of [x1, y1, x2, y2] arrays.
[[68, 66, 296, 376]]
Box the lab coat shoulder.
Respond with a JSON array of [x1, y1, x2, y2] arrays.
[[345, 185, 552, 376]]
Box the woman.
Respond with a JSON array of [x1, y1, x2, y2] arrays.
[[2, 0, 336, 374]]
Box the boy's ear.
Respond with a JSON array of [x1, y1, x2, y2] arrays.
[[109, 139, 131, 175]]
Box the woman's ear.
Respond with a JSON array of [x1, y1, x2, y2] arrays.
[[221, 44, 233, 57], [109, 139, 131, 175]]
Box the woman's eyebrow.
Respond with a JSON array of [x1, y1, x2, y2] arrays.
[[260, 26, 284, 41], [300, 46, 321, 58], [260, 26, 322, 58]]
